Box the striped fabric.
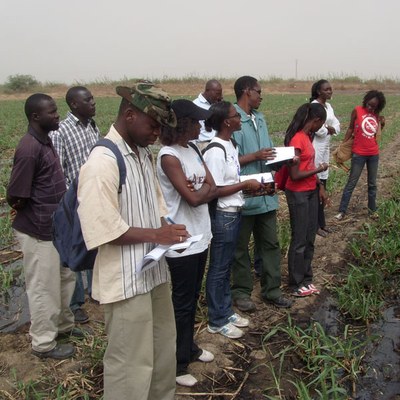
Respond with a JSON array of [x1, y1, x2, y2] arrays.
[[77, 126, 169, 304], [50, 111, 100, 187]]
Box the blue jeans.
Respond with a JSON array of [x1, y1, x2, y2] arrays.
[[70, 270, 92, 311], [285, 188, 318, 289], [339, 153, 379, 214], [206, 210, 241, 328]]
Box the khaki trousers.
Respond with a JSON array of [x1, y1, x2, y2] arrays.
[[103, 282, 176, 400], [15, 230, 75, 352]]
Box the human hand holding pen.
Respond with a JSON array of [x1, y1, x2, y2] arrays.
[[157, 217, 190, 244]]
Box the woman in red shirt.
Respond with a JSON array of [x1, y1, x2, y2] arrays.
[[336, 90, 386, 219], [284, 103, 328, 297]]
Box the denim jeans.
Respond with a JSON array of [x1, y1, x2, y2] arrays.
[[285, 188, 318, 289], [339, 153, 379, 214], [206, 210, 241, 328], [166, 249, 208, 376], [231, 211, 282, 301], [70, 270, 93, 311]]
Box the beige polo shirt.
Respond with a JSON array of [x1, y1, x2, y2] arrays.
[[77, 126, 170, 304]]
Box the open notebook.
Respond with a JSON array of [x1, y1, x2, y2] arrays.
[[136, 234, 203, 273]]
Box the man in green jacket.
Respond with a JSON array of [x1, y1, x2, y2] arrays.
[[231, 76, 292, 311]]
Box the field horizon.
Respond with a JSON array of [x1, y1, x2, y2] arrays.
[[1, 75, 400, 100]]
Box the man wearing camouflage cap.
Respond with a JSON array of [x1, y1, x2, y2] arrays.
[[77, 82, 189, 400]]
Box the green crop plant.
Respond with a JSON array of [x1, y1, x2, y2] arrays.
[[0, 264, 14, 291], [262, 316, 372, 398]]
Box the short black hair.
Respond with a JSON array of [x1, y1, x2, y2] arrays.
[[310, 79, 329, 102], [234, 76, 258, 100], [66, 86, 89, 107], [362, 90, 386, 114], [24, 93, 53, 121]]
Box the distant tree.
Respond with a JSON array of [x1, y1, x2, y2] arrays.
[[4, 74, 39, 92]]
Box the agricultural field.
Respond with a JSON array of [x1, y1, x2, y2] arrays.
[[0, 80, 400, 399]]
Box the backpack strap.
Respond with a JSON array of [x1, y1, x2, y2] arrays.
[[202, 142, 227, 161], [188, 142, 204, 162], [92, 138, 127, 193]]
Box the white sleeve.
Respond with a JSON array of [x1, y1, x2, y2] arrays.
[[203, 147, 227, 186]]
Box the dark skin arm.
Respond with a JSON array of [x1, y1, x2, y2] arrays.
[[160, 154, 218, 207], [6, 195, 28, 210], [288, 153, 329, 205], [110, 224, 190, 246], [343, 109, 357, 142], [216, 179, 261, 198], [239, 148, 276, 166], [288, 152, 328, 181]]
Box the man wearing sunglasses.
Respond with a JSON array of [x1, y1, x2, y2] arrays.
[[231, 76, 292, 312]]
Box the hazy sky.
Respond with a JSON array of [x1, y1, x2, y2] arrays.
[[1, 0, 399, 84]]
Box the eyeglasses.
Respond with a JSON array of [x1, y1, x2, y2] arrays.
[[226, 112, 241, 119]]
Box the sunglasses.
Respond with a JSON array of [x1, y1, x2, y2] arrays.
[[226, 112, 241, 119]]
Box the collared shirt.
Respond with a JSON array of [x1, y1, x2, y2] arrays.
[[7, 127, 66, 240], [193, 93, 216, 142], [232, 104, 278, 216], [77, 125, 169, 304], [50, 111, 100, 187]]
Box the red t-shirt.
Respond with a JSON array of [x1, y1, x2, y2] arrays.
[[352, 105, 379, 156], [285, 131, 317, 192]]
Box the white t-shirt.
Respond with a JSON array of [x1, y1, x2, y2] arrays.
[[203, 137, 244, 209], [312, 100, 341, 179], [157, 144, 212, 258]]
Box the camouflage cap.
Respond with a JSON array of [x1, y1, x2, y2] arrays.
[[116, 82, 177, 127]]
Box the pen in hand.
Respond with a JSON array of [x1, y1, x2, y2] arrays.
[[165, 217, 176, 225], [165, 216, 191, 238]]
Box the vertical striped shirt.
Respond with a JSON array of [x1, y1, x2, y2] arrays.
[[50, 111, 100, 187], [77, 126, 169, 304]]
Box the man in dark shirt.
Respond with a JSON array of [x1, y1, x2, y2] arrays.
[[7, 93, 77, 360]]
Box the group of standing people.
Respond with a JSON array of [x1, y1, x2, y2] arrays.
[[6, 76, 386, 400]]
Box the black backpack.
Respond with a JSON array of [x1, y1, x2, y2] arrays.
[[52, 138, 126, 271], [201, 138, 237, 161]]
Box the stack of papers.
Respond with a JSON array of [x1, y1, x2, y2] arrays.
[[265, 147, 295, 165], [136, 234, 203, 273]]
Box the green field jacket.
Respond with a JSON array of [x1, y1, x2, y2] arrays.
[[232, 104, 279, 216]]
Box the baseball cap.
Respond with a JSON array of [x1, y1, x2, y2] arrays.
[[172, 99, 212, 120], [116, 82, 177, 127]]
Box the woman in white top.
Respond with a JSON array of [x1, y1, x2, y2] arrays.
[[157, 99, 217, 388], [202, 101, 260, 340], [310, 80, 341, 237]]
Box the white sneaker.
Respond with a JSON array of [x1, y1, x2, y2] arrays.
[[335, 212, 345, 220], [176, 374, 198, 387], [207, 322, 244, 339], [228, 313, 249, 328], [197, 349, 214, 362]]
